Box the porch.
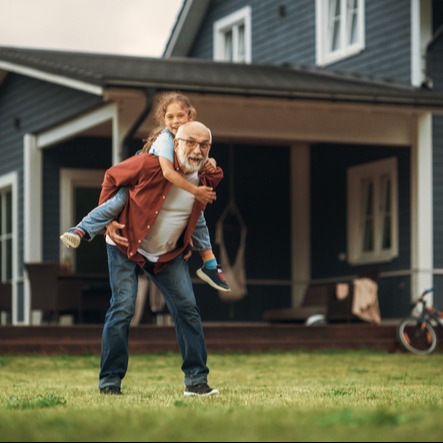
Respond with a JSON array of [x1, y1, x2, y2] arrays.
[[2, 321, 441, 355]]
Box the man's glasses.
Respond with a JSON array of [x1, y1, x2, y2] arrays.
[[177, 138, 211, 150]]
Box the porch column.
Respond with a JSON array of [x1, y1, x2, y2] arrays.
[[23, 134, 42, 325], [411, 112, 433, 301], [291, 143, 311, 306]]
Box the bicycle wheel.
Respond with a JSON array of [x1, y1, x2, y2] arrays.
[[396, 316, 438, 354]]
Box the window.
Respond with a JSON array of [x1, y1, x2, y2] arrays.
[[60, 169, 106, 274], [347, 158, 398, 265], [214, 6, 251, 63], [316, 0, 365, 66], [0, 187, 13, 282]]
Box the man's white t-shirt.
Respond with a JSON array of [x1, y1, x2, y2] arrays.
[[137, 171, 199, 262]]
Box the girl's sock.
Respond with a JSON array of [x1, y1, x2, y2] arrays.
[[204, 258, 217, 270], [70, 227, 85, 238]]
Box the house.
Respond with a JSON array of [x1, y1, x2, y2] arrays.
[[1, 0, 443, 325]]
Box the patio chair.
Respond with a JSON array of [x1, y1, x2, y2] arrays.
[[24, 262, 84, 324]]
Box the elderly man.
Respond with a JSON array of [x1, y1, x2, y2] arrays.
[[99, 121, 222, 397]]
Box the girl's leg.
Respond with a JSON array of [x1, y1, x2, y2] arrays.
[[193, 212, 230, 292], [60, 187, 128, 248], [192, 212, 213, 252]]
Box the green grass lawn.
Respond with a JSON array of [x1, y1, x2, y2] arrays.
[[0, 350, 442, 441]]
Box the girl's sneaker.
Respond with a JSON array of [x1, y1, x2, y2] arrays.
[[196, 265, 231, 292], [59, 228, 84, 249]]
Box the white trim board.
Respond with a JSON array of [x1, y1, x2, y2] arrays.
[[0, 172, 19, 325], [0, 61, 103, 96]]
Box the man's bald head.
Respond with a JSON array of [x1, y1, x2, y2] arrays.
[[176, 121, 212, 143], [174, 121, 212, 173]]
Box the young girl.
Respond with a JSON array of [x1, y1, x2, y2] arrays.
[[60, 92, 230, 292]]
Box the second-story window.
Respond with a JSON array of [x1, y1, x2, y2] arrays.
[[214, 6, 251, 63], [316, 0, 365, 66]]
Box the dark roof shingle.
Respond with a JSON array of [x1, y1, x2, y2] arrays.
[[1, 46, 443, 108]]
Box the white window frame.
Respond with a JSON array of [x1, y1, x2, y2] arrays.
[[347, 157, 398, 265], [214, 6, 252, 63], [0, 179, 14, 283], [316, 0, 365, 66], [0, 172, 18, 324], [60, 168, 105, 273]]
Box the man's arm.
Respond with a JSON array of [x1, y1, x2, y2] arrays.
[[159, 157, 216, 205]]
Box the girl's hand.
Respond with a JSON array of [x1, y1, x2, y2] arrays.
[[201, 158, 217, 173], [194, 186, 216, 205]]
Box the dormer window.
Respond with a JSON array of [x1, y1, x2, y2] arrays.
[[316, 0, 365, 66], [214, 6, 251, 63]]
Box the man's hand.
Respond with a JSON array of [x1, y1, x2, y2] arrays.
[[183, 248, 193, 261], [183, 239, 193, 261], [107, 220, 129, 247], [194, 186, 216, 205]]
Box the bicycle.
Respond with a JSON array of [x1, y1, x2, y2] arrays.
[[397, 287, 443, 354]]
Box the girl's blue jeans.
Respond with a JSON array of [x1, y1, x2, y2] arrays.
[[99, 244, 210, 389], [76, 187, 212, 251]]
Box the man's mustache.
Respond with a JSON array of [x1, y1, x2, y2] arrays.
[[188, 154, 205, 161]]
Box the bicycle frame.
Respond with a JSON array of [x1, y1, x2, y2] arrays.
[[414, 288, 443, 325], [397, 288, 442, 354]]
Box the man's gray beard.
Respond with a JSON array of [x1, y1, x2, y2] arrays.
[[177, 147, 206, 173]]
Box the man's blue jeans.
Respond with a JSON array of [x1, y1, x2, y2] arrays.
[[99, 244, 210, 390]]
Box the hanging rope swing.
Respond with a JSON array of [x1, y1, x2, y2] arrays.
[[215, 146, 248, 302]]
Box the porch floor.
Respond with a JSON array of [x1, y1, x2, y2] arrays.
[[2, 321, 441, 355]]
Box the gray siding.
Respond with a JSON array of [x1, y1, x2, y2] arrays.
[[0, 73, 102, 321], [327, 0, 411, 83], [190, 0, 411, 83], [433, 116, 443, 279], [190, 0, 315, 65], [0, 73, 102, 269], [0, 75, 101, 266], [430, 9, 443, 309]]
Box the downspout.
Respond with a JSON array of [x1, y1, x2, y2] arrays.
[[423, 23, 443, 89], [121, 88, 157, 159]]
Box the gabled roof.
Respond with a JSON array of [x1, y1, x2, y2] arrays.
[[1, 46, 443, 108], [163, 0, 209, 58]]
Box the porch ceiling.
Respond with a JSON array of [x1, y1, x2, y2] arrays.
[[80, 92, 418, 147]]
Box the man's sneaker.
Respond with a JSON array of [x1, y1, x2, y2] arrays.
[[59, 229, 83, 249], [196, 266, 231, 292], [184, 383, 219, 397], [100, 386, 122, 395]]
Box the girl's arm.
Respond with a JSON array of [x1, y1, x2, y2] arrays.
[[159, 156, 216, 205]]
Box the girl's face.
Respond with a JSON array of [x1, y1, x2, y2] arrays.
[[164, 102, 192, 135]]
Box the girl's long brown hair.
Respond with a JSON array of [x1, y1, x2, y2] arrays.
[[142, 92, 197, 153]]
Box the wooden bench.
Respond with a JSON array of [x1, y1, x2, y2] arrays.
[[263, 284, 333, 323], [264, 280, 377, 324]]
